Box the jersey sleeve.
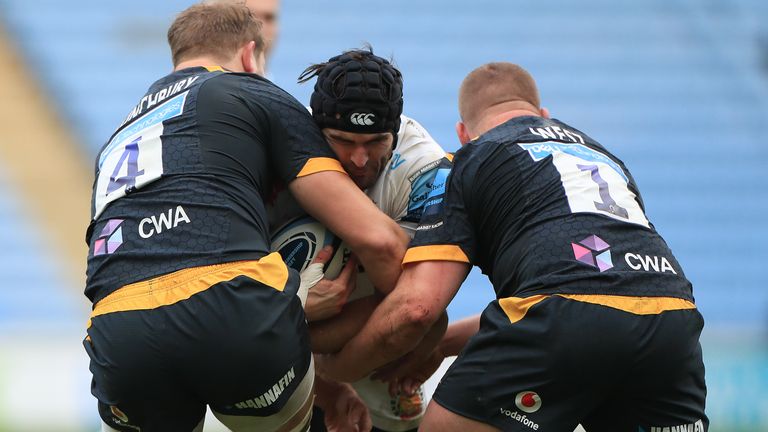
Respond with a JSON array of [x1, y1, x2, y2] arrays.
[[240, 76, 345, 183], [403, 151, 475, 265], [373, 116, 448, 235], [395, 153, 453, 237]]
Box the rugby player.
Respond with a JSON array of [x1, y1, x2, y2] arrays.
[[83, 3, 406, 431], [270, 48, 450, 432], [317, 62, 709, 432], [209, 0, 280, 65]]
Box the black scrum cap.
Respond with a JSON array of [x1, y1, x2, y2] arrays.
[[307, 50, 403, 140]]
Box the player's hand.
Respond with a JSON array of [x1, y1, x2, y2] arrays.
[[303, 247, 358, 322], [373, 347, 444, 397], [323, 382, 372, 432]]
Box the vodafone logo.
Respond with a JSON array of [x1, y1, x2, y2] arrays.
[[515, 391, 542, 413], [350, 112, 375, 126]]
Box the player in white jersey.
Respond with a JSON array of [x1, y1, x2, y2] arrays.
[[333, 114, 447, 431], [277, 48, 449, 432]]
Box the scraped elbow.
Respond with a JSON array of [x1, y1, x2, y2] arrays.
[[402, 301, 439, 336], [377, 301, 435, 356]]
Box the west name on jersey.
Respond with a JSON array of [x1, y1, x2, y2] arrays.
[[529, 125, 585, 144]]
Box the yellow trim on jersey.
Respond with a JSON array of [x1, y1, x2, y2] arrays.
[[499, 295, 549, 324], [444, 153, 455, 162], [204, 65, 225, 72], [556, 294, 696, 315], [402, 245, 470, 265], [296, 157, 346, 178], [498, 294, 696, 324], [89, 253, 289, 320]]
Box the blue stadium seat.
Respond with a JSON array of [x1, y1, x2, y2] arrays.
[[0, 0, 766, 329]]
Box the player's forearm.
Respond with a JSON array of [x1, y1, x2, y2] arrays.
[[318, 260, 467, 382], [289, 171, 408, 293], [418, 311, 449, 358], [347, 223, 408, 294], [308, 296, 380, 354], [320, 291, 439, 382], [439, 314, 480, 357]]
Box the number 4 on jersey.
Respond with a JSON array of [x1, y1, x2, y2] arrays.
[[107, 137, 145, 194], [93, 122, 164, 220]]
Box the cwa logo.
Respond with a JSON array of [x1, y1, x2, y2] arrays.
[[624, 253, 677, 274], [350, 112, 375, 126], [93, 219, 124, 256], [571, 234, 613, 272]]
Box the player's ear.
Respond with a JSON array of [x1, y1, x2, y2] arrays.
[[540, 106, 551, 119], [240, 41, 259, 74], [456, 121, 472, 146]]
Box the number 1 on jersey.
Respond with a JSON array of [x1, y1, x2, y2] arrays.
[[577, 164, 629, 219]]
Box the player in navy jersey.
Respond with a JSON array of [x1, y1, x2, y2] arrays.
[[84, 3, 406, 431], [318, 62, 708, 432]]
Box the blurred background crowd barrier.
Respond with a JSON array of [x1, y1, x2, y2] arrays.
[[0, 0, 766, 430]]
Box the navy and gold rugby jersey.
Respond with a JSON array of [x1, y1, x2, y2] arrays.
[[85, 67, 342, 304], [405, 116, 694, 302]]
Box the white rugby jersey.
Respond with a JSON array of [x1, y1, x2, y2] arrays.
[[366, 115, 447, 236], [354, 115, 447, 431], [268, 114, 447, 431]]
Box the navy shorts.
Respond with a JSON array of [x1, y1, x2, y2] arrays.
[[84, 256, 312, 431], [433, 295, 708, 432]]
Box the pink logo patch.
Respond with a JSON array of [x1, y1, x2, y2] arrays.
[[571, 234, 613, 272]]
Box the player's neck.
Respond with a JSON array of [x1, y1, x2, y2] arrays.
[[474, 109, 541, 137], [174, 56, 241, 73]]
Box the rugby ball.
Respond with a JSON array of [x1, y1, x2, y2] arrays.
[[270, 216, 375, 300]]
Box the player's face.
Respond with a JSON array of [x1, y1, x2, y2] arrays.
[[246, 0, 279, 57], [323, 128, 393, 190]]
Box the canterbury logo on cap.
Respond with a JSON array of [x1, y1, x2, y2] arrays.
[[350, 112, 375, 126]]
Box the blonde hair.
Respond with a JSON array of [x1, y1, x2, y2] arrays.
[[458, 62, 540, 129], [167, 2, 264, 66]]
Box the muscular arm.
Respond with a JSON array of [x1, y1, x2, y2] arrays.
[[440, 314, 480, 357], [290, 171, 409, 294], [309, 295, 380, 354], [317, 260, 470, 382]]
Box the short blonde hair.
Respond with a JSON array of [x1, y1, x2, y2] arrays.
[[458, 62, 540, 129], [167, 2, 264, 66]]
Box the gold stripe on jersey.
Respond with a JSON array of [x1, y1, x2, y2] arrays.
[[402, 245, 470, 265], [89, 252, 289, 322], [499, 295, 549, 324], [557, 294, 696, 315], [204, 65, 226, 72], [499, 294, 697, 324], [445, 153, 455, 162], [296, 157, 346, 178]]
